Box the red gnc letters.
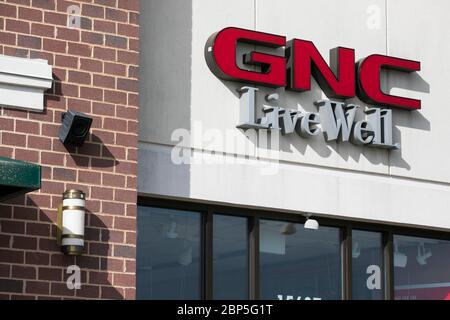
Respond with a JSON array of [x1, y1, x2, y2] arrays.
[[356, 55, 421, 110], [205, 27, 287, 87], [205, 27, 421, 110]]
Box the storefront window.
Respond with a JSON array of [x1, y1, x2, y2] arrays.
[[136, 207, 202, 300], [259, 220, 341, 300], [213, 215, 248, 299], [352, 230, 383, 300], [394, 235, 450, 300], [136, 202, 450, 300]]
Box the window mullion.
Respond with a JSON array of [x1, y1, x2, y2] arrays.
[[383, 231, 394, 300], [341, 225, 352, 300], [203, 209, 214, 300], [248, 216, 260, 300]]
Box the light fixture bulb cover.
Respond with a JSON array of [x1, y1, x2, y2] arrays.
[[58, 190, 86, 256], [304, 218, 319, 230]]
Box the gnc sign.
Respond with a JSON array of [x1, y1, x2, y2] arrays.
[[205, 27, 421, 110]]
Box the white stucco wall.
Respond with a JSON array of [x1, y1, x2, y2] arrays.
[[139, 0, 450, 231]]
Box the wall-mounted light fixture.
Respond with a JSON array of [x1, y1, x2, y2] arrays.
[[57, 190, 86, 256], [304, 214, 319, 230], [59, 110, 93, 146]]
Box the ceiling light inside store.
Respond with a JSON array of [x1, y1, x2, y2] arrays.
[[352, 241, 361, 259], [416, 242, 432, 266], [394, 241, 408, 268], [166, 221, 178, 239], [178, 245, 192, 266]]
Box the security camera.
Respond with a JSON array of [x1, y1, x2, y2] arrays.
[[59, 110, 93, 146]]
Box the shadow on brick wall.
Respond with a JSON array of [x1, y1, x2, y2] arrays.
[[64, 134, 119, 169]]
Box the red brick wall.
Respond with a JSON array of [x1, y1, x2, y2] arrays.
[[0, 0, 139, 299]]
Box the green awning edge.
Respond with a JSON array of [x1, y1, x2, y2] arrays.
[[0, 157, 41, 201]]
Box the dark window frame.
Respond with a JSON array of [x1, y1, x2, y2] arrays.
[[138, 196, 450, 300]]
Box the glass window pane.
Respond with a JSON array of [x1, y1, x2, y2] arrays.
[[352, 230, 383, 300], [213, 215, 248, 299], [394, 235, 450, 300], [259, 220, 341, 300], [136, 206, 201, 300]]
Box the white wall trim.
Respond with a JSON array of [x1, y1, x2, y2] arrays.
[[0, 54, 53, 112], [138, 142, 450, 231]]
